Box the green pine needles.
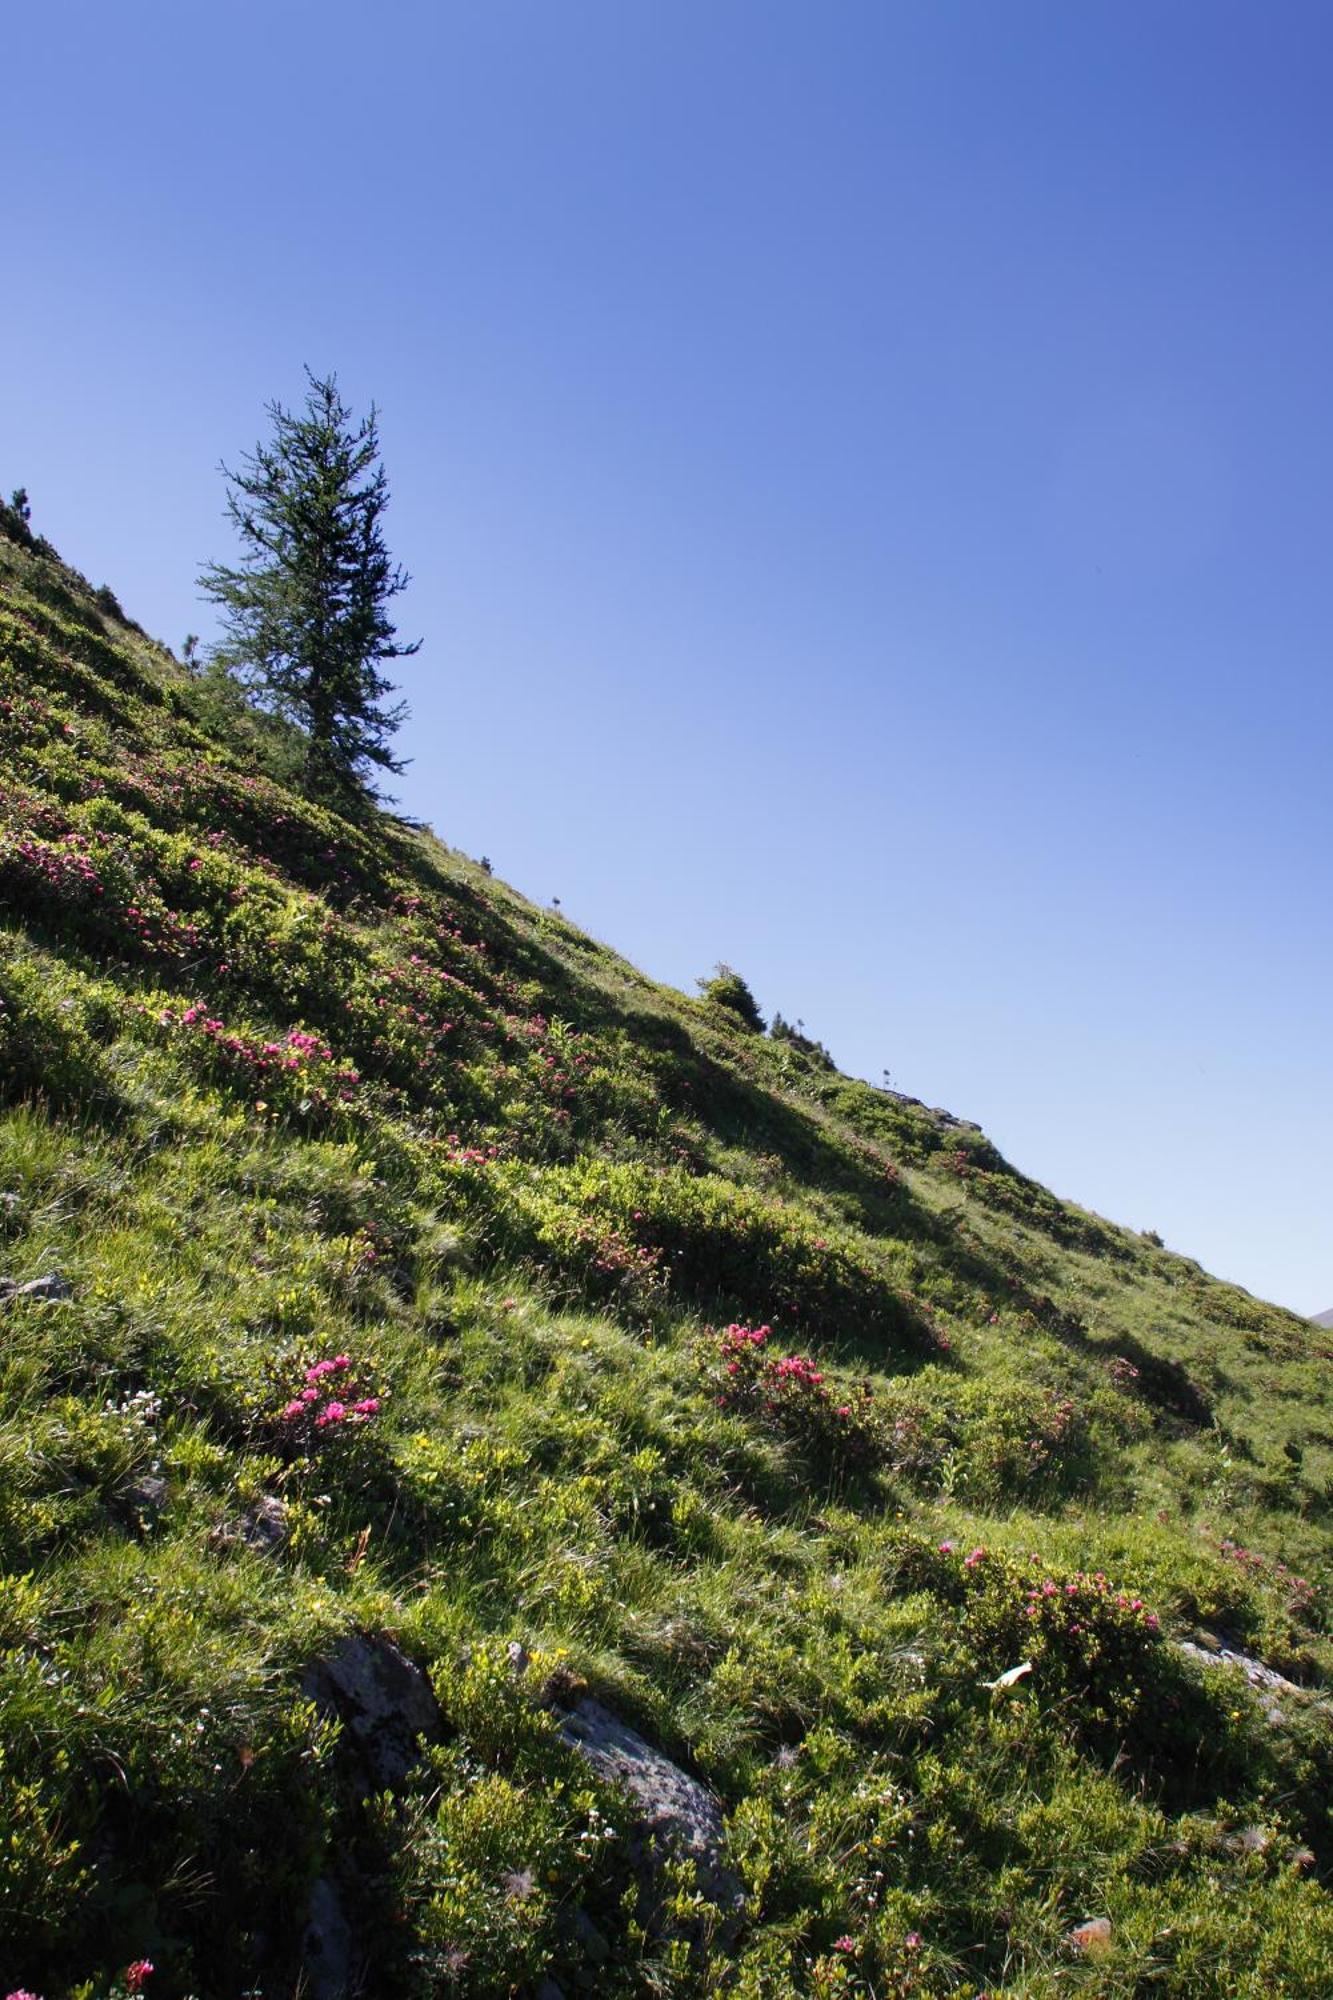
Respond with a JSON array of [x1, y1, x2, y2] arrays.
[[198, 369, 419, 801]]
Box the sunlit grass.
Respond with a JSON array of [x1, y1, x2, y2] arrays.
[[1, 527, 1332, 1995]]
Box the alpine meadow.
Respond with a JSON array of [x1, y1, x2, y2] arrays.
[[3, 499, 1333, 1999]]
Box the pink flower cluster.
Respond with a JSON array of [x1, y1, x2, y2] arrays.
[[9, 830, 105, 897], [572, 1215, 663, 1284], [2, 831, 201, 958], [159, 1007, 362, 1108], [1018, 1567, 1160, 1636], [711, 1324, 878, 1465], [5, 1966, 151, 2000], [1211, 1536, 1315, 1615], [443, 1134, 500, 1166], [772, 1353, 825, 1388], [721, 1322, 771, 1359], [278, 1355, 381, 1443]]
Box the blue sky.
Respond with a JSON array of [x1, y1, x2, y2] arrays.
[[4, 2, 1330, 1312]]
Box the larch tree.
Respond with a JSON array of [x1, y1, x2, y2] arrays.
[[198, 369, 419, 800]]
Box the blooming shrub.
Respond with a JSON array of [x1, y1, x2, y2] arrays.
[[1203, 1531, 1319, 1621], [703, 1323, 880, 1474], [272, 1352, 384, 1459], [872, 1381, 1108, 1507], [12, 1966, 161, 2000], [157, 1004, 363, 1119], [944, 1544, 1229, 1761], [473, 1157, 937, 1354], [951, 1385, 1093, 1502], [0, 826, 203, 962]]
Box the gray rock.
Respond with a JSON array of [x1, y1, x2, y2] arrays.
[[301, 1631, 441, 1789], [0, 1272, 72, 1304], [564, 1906, 609, 1964], [302, 1873, 356, 2000], [557, 1698, 742, 1916], [126, 1475, 168, 1513], [241, 1494, 289, 1552], [1179, 1638, 1321, 1725]]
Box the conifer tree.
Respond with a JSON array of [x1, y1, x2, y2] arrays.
[[199, 370, 418, 799]]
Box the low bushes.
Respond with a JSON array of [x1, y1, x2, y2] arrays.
[[459, 1158, 936, 1361]]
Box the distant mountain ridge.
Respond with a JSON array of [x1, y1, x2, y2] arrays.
[[1314, 1307, 1333, 1329]]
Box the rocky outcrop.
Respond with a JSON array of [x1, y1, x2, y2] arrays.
[[299, 1634, 444, 1999], [1179, 1633, 1328, 1725]]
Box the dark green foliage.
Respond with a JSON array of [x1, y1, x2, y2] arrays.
[[770, 1011, 835, 1069], [198, 369, 418, 800], [698, 961, 765, 1032], [1, 487, 34, 548]]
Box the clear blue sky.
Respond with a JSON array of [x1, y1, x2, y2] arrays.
[[4, 2, 1330, 1313]]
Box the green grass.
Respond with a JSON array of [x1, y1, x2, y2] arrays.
[[2, 523, 1332, 1995]]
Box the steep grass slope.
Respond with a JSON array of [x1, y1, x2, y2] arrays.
[[2, 522, 1333, 1998]]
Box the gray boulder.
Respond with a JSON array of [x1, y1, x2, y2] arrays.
[[297, 1634, 442, 1998], [301, 1631, 441, 1788], [557, 1697, 742, 1916], [241, 1494, 289, 1552], [302, 1872, 357, 2000], [0, 1272, 72, 1304]]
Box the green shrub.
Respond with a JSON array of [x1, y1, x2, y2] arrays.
[[0, 947, 119, 1110], [698, 963, 765, 1034], [465, 1157, 935, 1360], [381, 1645, 629, 1996]]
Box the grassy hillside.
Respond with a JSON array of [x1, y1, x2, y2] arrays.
[[2, 521, 1332, 1998]]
